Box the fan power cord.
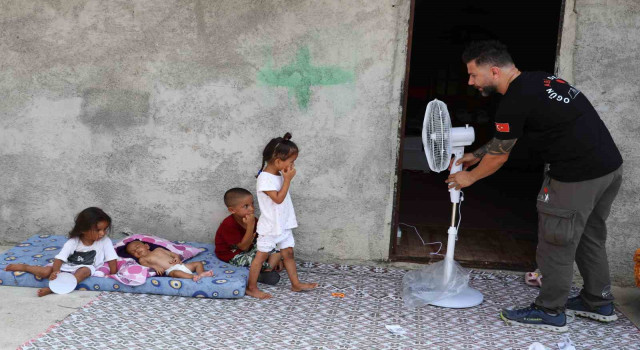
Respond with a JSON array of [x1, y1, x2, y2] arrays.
[[455, 191, 464, 240], [398, 223, 443, 256]]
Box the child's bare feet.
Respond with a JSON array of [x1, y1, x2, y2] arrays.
[[291, 282, 318, 292], [37, 287, 53, 297], [192, 270, 214, 282], [5, 264, 25, 271], [245, 287, 272, 300]]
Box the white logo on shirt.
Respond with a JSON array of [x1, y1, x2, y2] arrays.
[[544, 76, 581, 104], [569, 87, 581, 99]]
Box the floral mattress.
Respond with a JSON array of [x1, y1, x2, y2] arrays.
[[0, 234, 247, 298]]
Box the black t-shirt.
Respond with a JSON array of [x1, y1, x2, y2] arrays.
[[494, 71, 622, 182]]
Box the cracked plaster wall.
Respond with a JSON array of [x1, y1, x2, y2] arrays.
[[568, 0, 640, 286]]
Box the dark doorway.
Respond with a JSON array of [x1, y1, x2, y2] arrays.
[[391, 0, 564, 271]]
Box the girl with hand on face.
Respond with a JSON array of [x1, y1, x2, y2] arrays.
[[245, 132, 317, 299]]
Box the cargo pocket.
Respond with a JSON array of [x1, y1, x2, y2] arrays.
[[537, 203, 576, 246]]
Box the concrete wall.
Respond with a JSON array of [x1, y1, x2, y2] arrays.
[[4, 0, 636, 286], [0, 0, 411, 261], [568, 0, 640, 285], [556, 0, 576, 83]]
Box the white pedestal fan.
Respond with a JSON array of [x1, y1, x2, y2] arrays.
[[421, 98, 483, 308]]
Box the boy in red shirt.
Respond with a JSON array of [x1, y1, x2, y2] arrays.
[[215, 188, 282, 284]]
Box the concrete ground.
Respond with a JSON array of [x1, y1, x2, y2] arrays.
[[0, 286, 100, 350], [1, 246, 638, 349]]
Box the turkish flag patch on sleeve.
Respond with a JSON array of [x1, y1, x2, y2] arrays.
[[495, 123, 510, 132]]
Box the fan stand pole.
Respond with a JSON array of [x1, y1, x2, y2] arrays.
[[429, 171, 483, 308], [443, 202, 458, 283], [429, 202, 483, 308]]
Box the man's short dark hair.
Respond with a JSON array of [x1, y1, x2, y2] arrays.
[[462, 40, 514, 67], [224, 188, 252, 207]]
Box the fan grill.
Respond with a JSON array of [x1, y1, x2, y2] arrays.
[[422, 99, 451, 172]]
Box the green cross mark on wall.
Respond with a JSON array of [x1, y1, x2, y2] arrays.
[[258, 46, 354, 110]]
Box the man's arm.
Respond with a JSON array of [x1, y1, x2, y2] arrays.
[[472, 143, 489, 159], [474, 137, 517, 158], [446, 137, 517, 189]]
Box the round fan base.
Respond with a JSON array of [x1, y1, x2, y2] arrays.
[[429, 286, 483, 309]]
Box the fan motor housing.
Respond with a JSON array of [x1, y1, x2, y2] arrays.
[[450, 125, 475, 147]]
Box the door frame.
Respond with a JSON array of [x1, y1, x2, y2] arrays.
[[388, 0, 568, 261], [388, 0, 415, 261]]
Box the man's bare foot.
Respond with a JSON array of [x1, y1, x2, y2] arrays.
[[37, 287, 53, 297], [5, 264, 25, 271], [291, 282, 318, 292], [245, 287, 272, 299], [193, 270, 214, 281]]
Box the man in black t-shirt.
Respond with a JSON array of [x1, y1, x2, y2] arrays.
[[448, 41, 623, 332]]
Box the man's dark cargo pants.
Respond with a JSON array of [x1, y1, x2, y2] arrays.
[[534, 166, 623, 313]]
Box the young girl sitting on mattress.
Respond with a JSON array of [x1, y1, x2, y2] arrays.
[[5, 207, 118, 297]]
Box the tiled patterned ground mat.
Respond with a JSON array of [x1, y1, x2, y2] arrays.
[[20, 263, 640, 349]]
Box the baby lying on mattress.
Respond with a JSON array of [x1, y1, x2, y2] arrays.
[[124, 240, 213, 281]]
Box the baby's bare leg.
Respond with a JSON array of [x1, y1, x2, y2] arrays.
[[168, 270, 193, 279], [281, 248, 317, 292], [185, 262, 213, 281], [194, 270, 214, 281], [185, 261, 204, 274], [6, 264, 53, 279]]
